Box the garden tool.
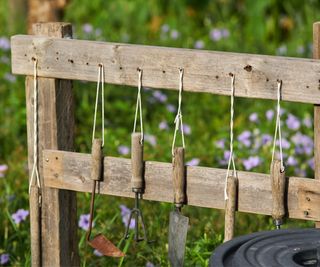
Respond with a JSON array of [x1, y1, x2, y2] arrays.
[[124, 132, 149, 242], [270, 159, 286, 229], [86, 138, 125, 257], [168, 147, 189, 267], [224, 175, 238, 242]]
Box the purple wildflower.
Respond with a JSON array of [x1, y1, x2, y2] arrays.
[[215, 139, 225, 149], [170, 29, 180, 40], [166, 104, 176, 113], [286, 114, 300, 130], [0, 164, 8, 178], [303, 117, 312, 128], [221, 29, 230, 38], [4, 73, 16, 83], [182, 124, 191, 135], [266, 110, 274, 121], [118, 145, 130, 155], [12, 209, 29, 224], [78, 214, 92, 231], [144, 134, 157, 146], [308, 158, 315, 170], [0, 37, 10, 50], [249, 113, 258, 122], [95, 28, 102, 37], [120, 205, 135, 229], [161, 24, 170, 33], [82, 23, 93, 34], [237, 130, 251, 147], [186, 158, 200, 166], [219, 150, 230, 166], [194, 40, 204, 49], [153, 90, 167, 103], [291, 132, 313, 155], [243, 156, 260, 170], [261, 134, 272, 145], [287, 156, 297, 166], [159, 120, 169, 130], [210, 29, 222, 41], [277, 45, 287, 55], [146, 262, 155, 267], [0, 254, 9, 265], [276, 138, 290, 149], [93, 249, 103, 257]]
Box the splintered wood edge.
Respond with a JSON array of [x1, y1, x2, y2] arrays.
[[42, 149, 320, 221], [11, 35, 320, 104]]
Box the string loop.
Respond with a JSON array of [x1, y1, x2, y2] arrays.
[[29, 59, 41, 197], [271, 80, 285, 172], [224, 74, 237, 200], [133, 68, 144, 143], [171, 68, 185, 155], [92, 64, 105, 147]]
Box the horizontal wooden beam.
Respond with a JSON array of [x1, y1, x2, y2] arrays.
[[43, 149, 320, 221], [11, 35, 320, 104]]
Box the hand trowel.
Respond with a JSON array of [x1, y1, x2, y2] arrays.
[[168, 147, 189, 267]]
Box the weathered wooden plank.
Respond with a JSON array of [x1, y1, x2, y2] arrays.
[[11, 34, 320, 104], [26, 22, 79, 267], [313, 22, 320, 228], [43, 149, 320, 221]]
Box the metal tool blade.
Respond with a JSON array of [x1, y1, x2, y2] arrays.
[[168, 210, 189, 267]]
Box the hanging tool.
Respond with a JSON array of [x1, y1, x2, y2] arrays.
[[224, 73, 238, 242], [270, 160, 286, 229], [124, 132, 149, 242], [224, 176, 238, 242], [270, 80, 286, 229], [168, 147, 189, 267], [86, 139, 125, 257]]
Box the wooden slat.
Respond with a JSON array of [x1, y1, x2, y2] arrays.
[[11, 34, 320, 104], [313, 22, 320, 228], [43, 149, 320, 221], [26, 23, 79, 267]]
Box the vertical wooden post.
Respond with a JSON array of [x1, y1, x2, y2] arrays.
[[26, 22, 79, 266], [313, 22, 320, 228]]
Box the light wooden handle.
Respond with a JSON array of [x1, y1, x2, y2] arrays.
[[271, 159, 286, 222], [172, 147, 185, 207], [91, 138, 103, 181], [224, 175, 238, 242], [131, 132, 144, 190]]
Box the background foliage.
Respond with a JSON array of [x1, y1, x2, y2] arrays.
[[0, 0, 320, 265]]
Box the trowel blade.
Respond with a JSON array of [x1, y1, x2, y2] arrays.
[[168, 210, 189, 267]]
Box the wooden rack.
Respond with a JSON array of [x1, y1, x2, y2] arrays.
[[10, 22, 320, 266]]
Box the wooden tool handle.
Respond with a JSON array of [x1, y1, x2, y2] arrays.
[[131, 132, 144, 190], [270, 159, 286, 222], [172, 147, 185, 207], [224, 175, 238, 242], [91, 138, 103, 181]]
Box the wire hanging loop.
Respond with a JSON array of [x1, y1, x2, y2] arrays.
[[171, 68, 185, 156], [133, 68, 144, 143], [224, 73, 237, 200], [271, 79, 285, 172], [29, 58, 41, 196], [92, 64, 105, 147]]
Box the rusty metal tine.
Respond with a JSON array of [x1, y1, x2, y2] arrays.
[[86, 181, 96, 242]]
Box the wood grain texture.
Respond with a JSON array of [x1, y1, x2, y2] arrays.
[[43, 149, 320, 221], [270, 160, 286, 221], [224, 176, 238, 242], [313, 22, 320, 228], [91, 139, 102, 181], [172, 147, 186, 207], [131, 133, 144, 190], [26, 23, 79, 267], [11, 35, 320, 104]]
